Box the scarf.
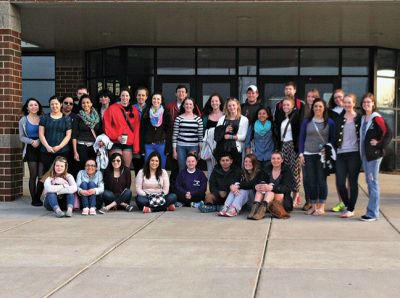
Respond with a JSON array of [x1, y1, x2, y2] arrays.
[[254, 120, 271, 136], [150, 106, 164, 127], [79, 108, 100, 129]]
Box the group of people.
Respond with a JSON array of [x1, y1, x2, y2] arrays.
[[19, 82, 391, 221]]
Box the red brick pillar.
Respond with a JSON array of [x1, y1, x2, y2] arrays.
[[0, 3, 22, 202]]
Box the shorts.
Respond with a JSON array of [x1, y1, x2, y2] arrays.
[[23, 144, 41, 162], [112, 143, 133, 151]]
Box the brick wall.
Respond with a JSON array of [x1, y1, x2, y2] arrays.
[[55, 51, 85, 98], [0, 28, 23, 201]]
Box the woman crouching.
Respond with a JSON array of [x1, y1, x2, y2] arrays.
[[248, 151, 293, 220], [43, 156, 77, 217]]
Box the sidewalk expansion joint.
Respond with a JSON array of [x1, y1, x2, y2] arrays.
[[251, 219, 272, 298], [0, 212, 51, 234], [42, 212, 166, 298]]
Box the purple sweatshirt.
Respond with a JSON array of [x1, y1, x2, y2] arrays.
[[175, 169, 208, 198]]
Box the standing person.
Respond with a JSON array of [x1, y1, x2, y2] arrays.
[[72, 95, 101, 172], [19, 98, 44, 206], [274, 81, 304, 123], [335, 94, 362, 218], [175, 153, 208, 207], [248, 151, 293, 220], [172, 98, 203, 171], [43, 156, 77, 218], [141, 92, 171, 169], [328, 88, 346, 212], [201, 93, 224, 178], [39, 96, 72, 173], [132, 87, 149, 176], [299, 98, 336, 216], [218, 154, 265, 217], [245, 107, 275, 170], [214, 97, 249, 167], [98, 152, 134, 213], [96, 89, 114, 129], [274, 97, 302, 206], [62, 96, 77, 121], [103, 88, 140, 169], [76, 159, 104, 216], [241, 85, 263, 125], [359, 93, 392, 221], [73, 86, 89, 114], [304, 89, 320, 119], [135, 151, 177, 213]]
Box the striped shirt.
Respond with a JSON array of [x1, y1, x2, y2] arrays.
[[172, 115, 203, 147]]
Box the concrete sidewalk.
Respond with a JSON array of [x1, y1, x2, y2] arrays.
[[1, 174, 399, 298]]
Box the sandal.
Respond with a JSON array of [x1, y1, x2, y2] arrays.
[[305, 207, 316, 215], [126, 205, 135, 212], [313, 209, 325, 216]]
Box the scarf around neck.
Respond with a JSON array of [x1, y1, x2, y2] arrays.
[[150, 106, 164, 127], [79, 108, 100, 129], [254, 119, 271, 136]]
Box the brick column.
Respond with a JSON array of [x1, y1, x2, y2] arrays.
[[56, 51, 85, 98], [0, 3, 22, 202]]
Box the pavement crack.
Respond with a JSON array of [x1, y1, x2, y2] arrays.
[[42, 212, 165, 298]]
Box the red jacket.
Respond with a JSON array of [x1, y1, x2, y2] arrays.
[[103, 103, 140, 153]]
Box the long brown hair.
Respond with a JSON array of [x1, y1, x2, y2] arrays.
[[243, 154, 260, 181], [41, 156, 69, 181]]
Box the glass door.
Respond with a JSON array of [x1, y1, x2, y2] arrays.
[[196, 77, 237, 108], [299, 76, 340, 103], [155, 76, 196, 106]]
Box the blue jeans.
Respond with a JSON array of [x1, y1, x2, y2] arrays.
[[80, 181, 97, 209], [44, 193, 74, 211], [145, 143, 166, 169], [304, 154, 328, 204], [362, 156, 382, 218], [336, 152, 361, 212], [136, 193, 177, 212], [224, 189, 250, 212], [176, 145, 198, 171], [98, 189, 132, 209]]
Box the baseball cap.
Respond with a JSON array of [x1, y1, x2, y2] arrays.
[[247, 85, 258, 92]]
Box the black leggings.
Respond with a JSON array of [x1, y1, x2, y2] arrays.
[[27, 161, 44, 202]]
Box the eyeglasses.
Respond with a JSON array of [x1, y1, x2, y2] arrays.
[[63, 102, 73, 106], [112, 159, 122, 163], [86, 164, 96, 167]]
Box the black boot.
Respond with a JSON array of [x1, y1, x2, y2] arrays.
[[247, 202, 260, 220]]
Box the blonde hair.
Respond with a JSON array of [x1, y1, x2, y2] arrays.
[[344, 93, 357, 106], [224, 97, 242, 119], [41, 156, 69, 182]]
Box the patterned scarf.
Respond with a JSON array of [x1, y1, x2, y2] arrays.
[[79, 108, 100, 129], [254, 119, 271, 136], [150, 106, 164, 127]]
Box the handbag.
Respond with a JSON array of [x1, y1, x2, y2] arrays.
[[268, 200, 290, 219], [147, 192, 166, 208], [73, 193, 80, 211]]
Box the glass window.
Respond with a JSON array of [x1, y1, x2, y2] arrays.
[[239, 48, 256, 75], [239, 77, 257, 103], [89, 79, 103, 98], [201, 83, 231, 108], [397, 78, 400, 108], [197, 48, 235, 75], [127, 48, 154, 75], [157, 48, 195, 75], [341, 77, 369, 104], [342, 48, 369, 75], [161, 82, 192, 105], [300, 48, 339, 75], [377, 77, 395, 108], [304, 83, 334, 103], [377, 49, 396, 77], [105, 48, 120, 76], [260, 48, 298, 75], [397, 111, 400, 139], [88, 51, 103, 78], [22, 56, 55, 79], [22, 81, 55, 106], [379, 109, 394, 135], [263, 83, 285, 110]]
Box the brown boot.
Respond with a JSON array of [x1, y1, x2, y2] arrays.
[[253, 202, 267, 220], [247, 202, 260, 220]]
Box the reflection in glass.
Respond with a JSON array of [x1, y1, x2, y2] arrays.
[[105, 49, 120, 76], [161, 83, 191, 105], [22, 56, 55, 79], [378, 109, 394, 133], [88, 51, 102, 78], [127, 48, 154, 75], [300, 48, 339, 75], [157, 48, 195, 75], [197, 48, 236, 75], [376, 77, 395, 108], [201, 83, 231, 108], [304, 83, 333, 103], [260, 48, 298, 75], [263, 83, 285, 110], [341, 77, 368, 104], [239, 77, 257, 103], [377, 49, 396, 77], [239, 48, 257, 75], [342, 48, 369, 75], [22, 81, 55, 106]]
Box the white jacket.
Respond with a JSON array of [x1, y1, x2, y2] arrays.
[[216, 115, 249, 153]]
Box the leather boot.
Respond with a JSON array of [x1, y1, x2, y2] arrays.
[[253, 202, 267, 220], [247, 202, 260, 220]]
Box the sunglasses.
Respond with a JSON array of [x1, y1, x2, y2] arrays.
[[112, 159, 122, 163], [63, 102, 73, 106]]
